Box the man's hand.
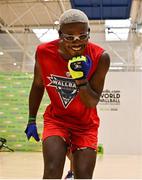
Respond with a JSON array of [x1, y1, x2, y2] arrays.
[[68, 55, 92, 80], [25, 122, 40, 142]]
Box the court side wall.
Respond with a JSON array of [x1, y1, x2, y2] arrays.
[[98, 72, 142, 154]]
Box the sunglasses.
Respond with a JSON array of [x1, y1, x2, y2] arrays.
[[61, 32, 89, 42]]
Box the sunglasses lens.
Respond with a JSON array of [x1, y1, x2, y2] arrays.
[[79, 34, 88, 40], [64, 35, 74, 41], [62, 33, 89, 41]]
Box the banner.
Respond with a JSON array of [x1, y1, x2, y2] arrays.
[[0, 72, 48, 151], [98, 72, 142, 154]]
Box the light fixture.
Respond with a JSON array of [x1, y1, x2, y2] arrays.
[[54, 21, 59, 25], [0, 51, 4, 55]]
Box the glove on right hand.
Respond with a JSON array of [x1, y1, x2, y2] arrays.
[[68, 55, 92, 80], [25, 122, 40, 142]]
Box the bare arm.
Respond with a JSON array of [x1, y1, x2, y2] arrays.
[[75, 52, 110, 108], [29, 57, 45, 117]]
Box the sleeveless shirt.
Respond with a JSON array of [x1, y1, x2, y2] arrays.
[[36, 39, 104, 128]]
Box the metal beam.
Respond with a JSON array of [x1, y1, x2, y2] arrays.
[[41, 1, 54, 24], [0, 22, 34, 61], [8, 3, 37, 27], [137, 0, 142, 24], [8, 4, 25, 27], [25, 2, 40, 26], [41, 1, 64, 22], [107, 43, 127, 64], [58, 0, 66, 13], [130, 0, 141, 24]]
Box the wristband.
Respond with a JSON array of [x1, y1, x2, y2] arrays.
[[28, 115, 36, 123]]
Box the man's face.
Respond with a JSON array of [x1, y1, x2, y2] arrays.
[[59, 22, 89, 58]]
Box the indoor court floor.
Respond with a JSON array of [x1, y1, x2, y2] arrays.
[[0, 152, 142, 179]]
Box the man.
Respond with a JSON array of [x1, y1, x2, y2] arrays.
[[25, 9, 110, 179]]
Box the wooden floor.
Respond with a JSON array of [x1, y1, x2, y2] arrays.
[[0, 152, 142, 179]]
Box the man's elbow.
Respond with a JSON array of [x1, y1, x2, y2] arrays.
[[82, 98, 100, 108]]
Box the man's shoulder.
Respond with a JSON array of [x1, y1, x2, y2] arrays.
[[86, 42, 104, 58], [87, 41, 104, 51]]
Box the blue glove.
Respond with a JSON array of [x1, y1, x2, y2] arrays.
[[68, 55, 92, 80], [81, 55, 92, 77], [25, 122, 40, 142]]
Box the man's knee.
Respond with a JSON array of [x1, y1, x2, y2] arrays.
[[42, 136, 67, 178], [73, 148, 97, 179], [74, 163, 94, 179], [43, 162, 63, 179]]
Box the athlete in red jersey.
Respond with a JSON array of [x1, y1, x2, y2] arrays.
[[25, 9, 110, 179]]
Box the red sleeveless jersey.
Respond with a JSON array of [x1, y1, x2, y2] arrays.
[[36, 39, 104, 129]]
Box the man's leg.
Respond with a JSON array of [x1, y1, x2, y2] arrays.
[[73, 148, 97, 179], [42, 136, 67, 179]]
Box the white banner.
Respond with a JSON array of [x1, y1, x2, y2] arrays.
[[98, 72, 142, 154]]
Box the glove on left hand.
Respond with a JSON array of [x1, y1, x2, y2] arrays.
[[68, 55, 92, 80], [25, 122, 40, 142]]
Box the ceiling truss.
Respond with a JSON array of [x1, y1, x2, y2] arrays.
[[0, 0, 142, 72]]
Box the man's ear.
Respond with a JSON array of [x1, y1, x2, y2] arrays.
[[88, 27, 90, 33], [58, 30, 62, 38], [88, 27, 90, 39]]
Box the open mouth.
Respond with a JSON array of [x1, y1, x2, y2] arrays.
[[71, 45, 82, 51]]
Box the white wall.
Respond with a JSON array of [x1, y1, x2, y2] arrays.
[[98, 72, 142, 154]]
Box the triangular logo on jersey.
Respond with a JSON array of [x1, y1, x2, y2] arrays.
[[47, 74, 78, 108]]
